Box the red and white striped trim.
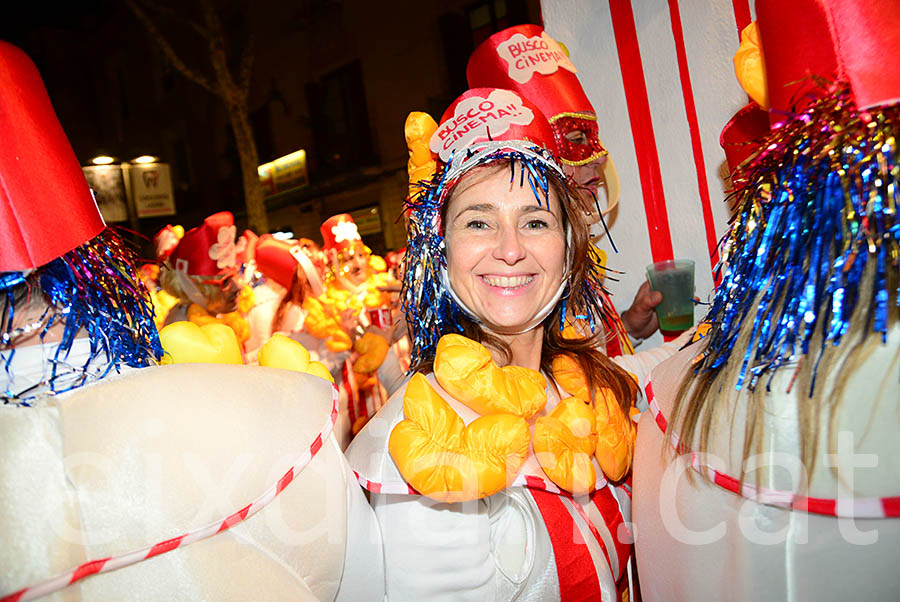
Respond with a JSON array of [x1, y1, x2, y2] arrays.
[[353, 470, 419, 495], [645, 380, 900, 519], [0, 385, 341, 602], [353, 469, 610, 498]]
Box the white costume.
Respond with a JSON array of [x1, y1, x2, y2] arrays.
[[347, 373, 632, 602], [632, 325, 900, 601], [0, 347, 384, 601]]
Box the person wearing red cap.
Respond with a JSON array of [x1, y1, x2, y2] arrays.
[[467, 23, 673, 349], [158, 211, 253, 346], [347, 88, 641, 601], [633, 1, 900, 599], [319, 213, 408, 433], [0, 41, 384, 601]]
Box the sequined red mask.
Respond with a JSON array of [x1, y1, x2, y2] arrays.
[[550, 113, 607, 166]]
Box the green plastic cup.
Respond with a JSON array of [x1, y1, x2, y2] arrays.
[[646, 259, 695, 332]]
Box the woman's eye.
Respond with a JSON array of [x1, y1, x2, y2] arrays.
[[524, 219, 548, 230], [465, 220, 489, 230]]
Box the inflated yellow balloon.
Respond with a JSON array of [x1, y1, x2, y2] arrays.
[[551, 355, 636, 482], [258, 333, 311, 372], [434, 334, 547, 419], [592, 387, 635, 482], [389, 373, 530, 502], [405, 111, 439, 197], [353, 332, 389, 374], [159, 321, 243, 365], [534, 397, 598, 495], [734, 22, 768, 109], [306, 361, 334, 383], [368, 255, 387, 273]]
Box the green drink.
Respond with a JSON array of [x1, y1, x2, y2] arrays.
[[646, 260, 695, 332]]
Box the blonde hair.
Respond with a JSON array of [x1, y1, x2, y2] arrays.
[[669, 259, 899, 483], [159, 267, 228, 310]]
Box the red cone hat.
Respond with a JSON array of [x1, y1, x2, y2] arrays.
[[0, 41, 105, 271]]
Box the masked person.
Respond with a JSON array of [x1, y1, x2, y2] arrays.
[[467, 23, 672, 348], [633, 1, 900, 599]]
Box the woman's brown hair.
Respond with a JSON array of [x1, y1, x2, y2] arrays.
[[414, 160, 638, 413], [272, 267, 312, 334]]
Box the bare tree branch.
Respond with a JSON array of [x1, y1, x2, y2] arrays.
[[126, 0, 219, 97], [132, 0, 211, 40], [238, 34, 254, 94]]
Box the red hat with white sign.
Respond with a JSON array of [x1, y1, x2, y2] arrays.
[[320, 213, 363, 253], [168, 211, 245, 280], [431, 87, 562, 184], [255, 234, 324, 296], [466, 24, 620, 211], [0, 41, 106, 271]]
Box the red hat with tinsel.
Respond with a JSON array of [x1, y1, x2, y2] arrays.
[[0, 41, 105, 271], [721, 0, 900, 177], [430, 88, 559, 179], [320, 213, 363, 253], [168, 211, 244, 280]]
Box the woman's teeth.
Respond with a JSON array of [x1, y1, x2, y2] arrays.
[[482, 275, 533, 288]]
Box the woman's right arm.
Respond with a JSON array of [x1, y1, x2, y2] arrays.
[[370, 493, 495, 601]]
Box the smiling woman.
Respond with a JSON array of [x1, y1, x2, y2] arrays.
[[444, 163, 567, 337], [347, 88, 640, 601]]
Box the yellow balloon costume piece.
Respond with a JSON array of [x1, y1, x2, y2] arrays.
[[389, 373, 531, 502], [258, 334, 334, 383], [353, 332, 389, 374], [258, 332, 311, 371], [390, 334, 635, 500], [405, 112, 439, 197], [150, 288, 179, 331], [186, 303, 251, 346], [159, 322, 243, 365], [369, 255, 387, 273], [302, 296, 352, 352], [551, 355, 636, 482], [533, 397, 598, 495], [434, 334, 547, 419], [161, 325, 335, 383], [734, 22, 768, 109]]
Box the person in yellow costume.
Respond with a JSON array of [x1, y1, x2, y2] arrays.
[[246, 234, 362, 447], [347, 88, 643, 601], [318, 213, 407, 435]]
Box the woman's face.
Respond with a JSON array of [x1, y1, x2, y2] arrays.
[[337, 243, 369, 288], [444, 166, 567, 333], [207, 275, 240, 314]]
